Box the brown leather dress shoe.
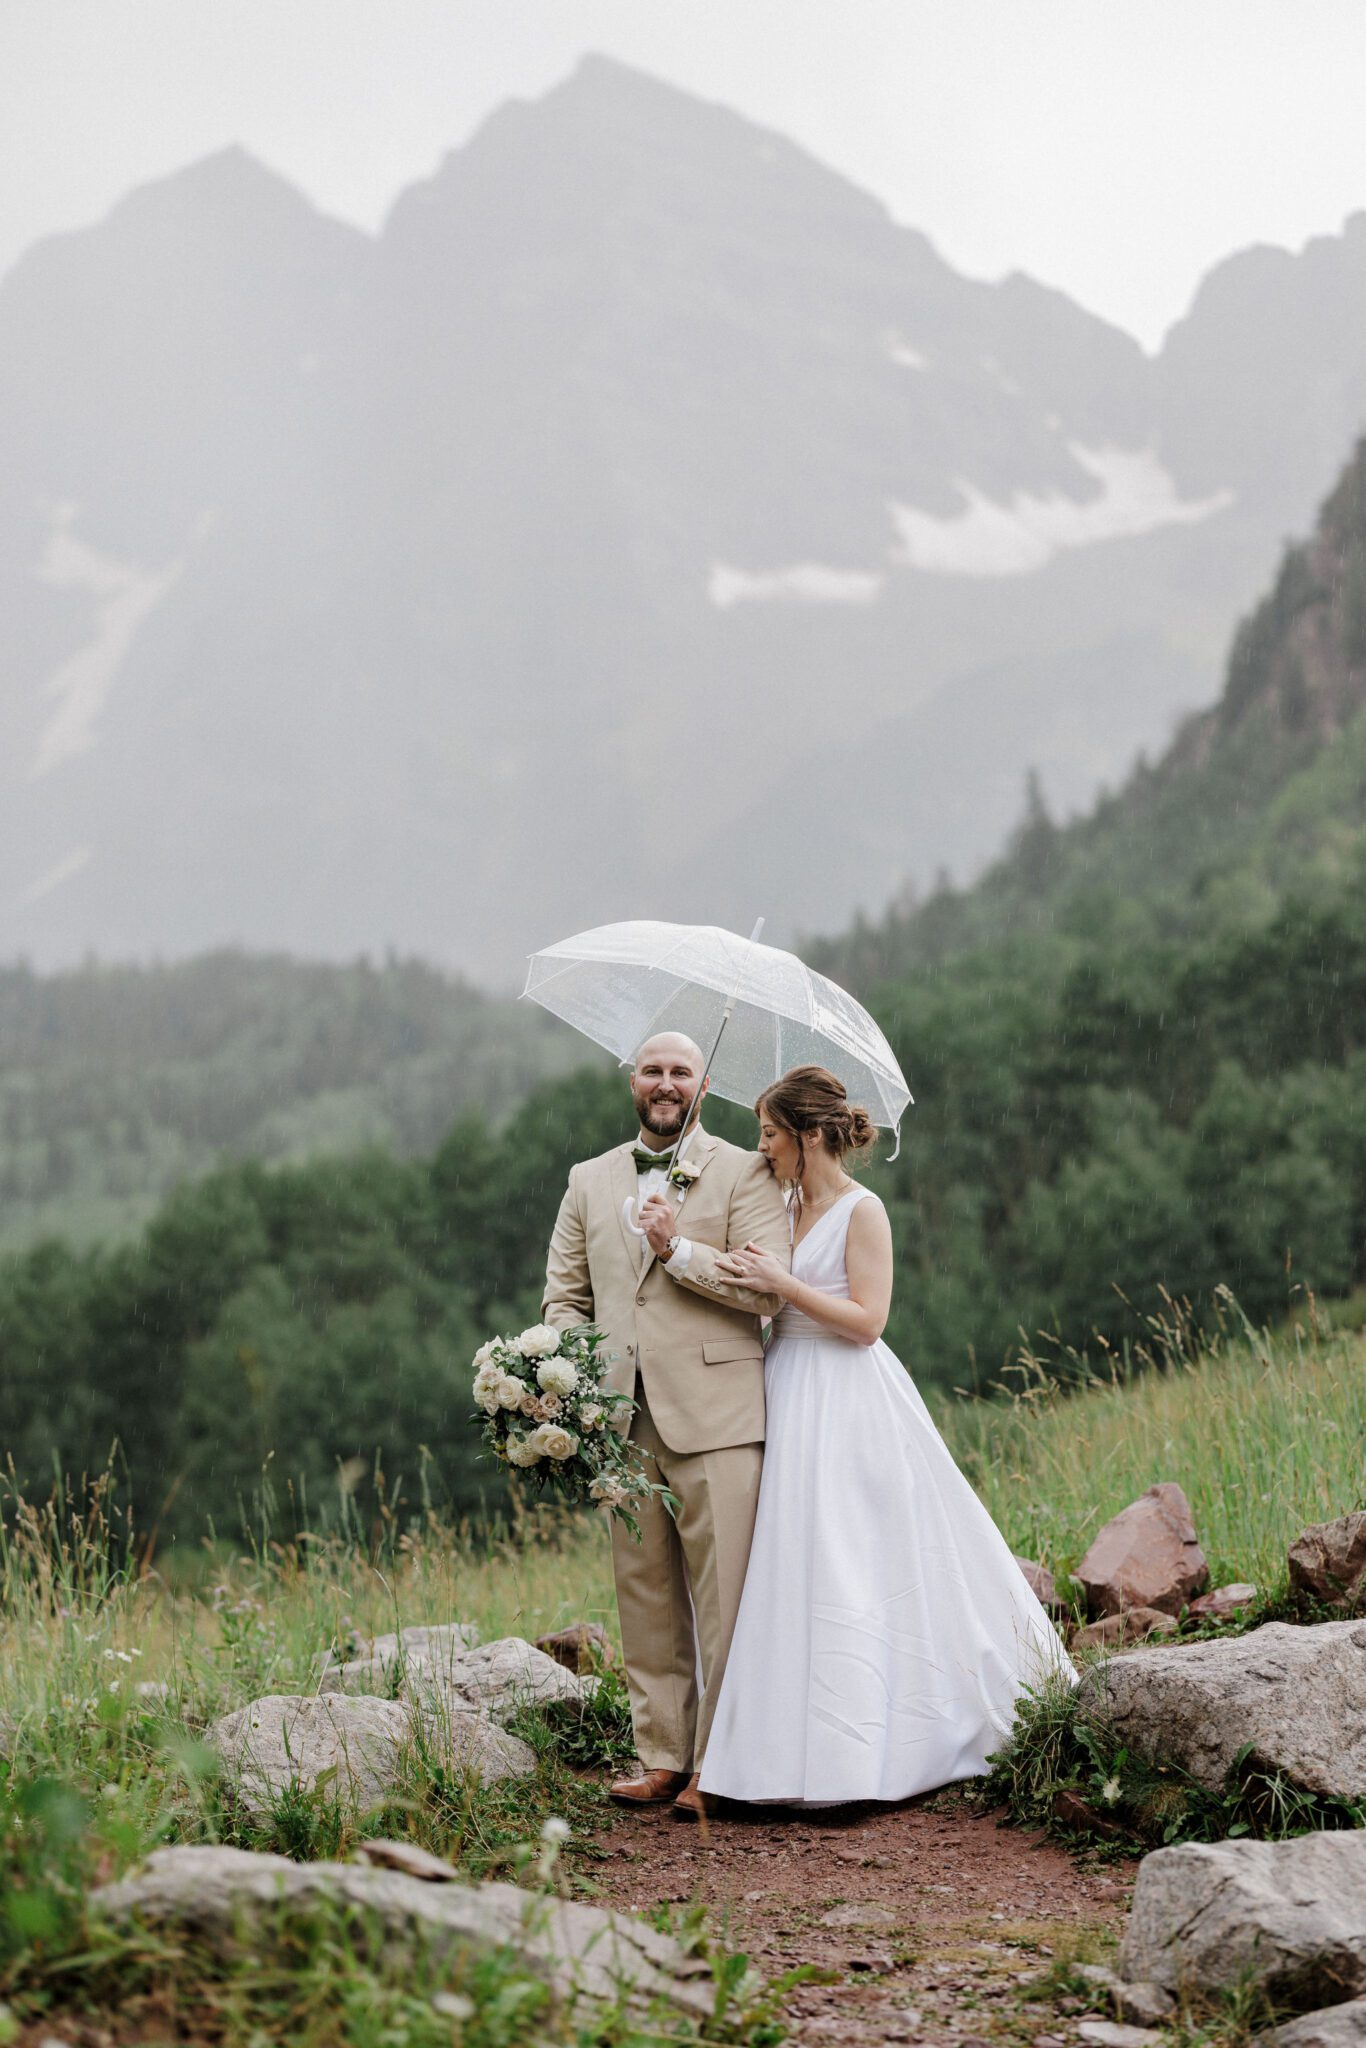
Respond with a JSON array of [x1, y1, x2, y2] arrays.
[[671, 1772, 714, 1820], [608, 1767, 691, 1805]]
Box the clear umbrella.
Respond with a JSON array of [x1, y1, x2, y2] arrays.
[[521, 918, 912, 1166]]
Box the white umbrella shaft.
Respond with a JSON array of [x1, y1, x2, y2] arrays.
[[625, 916, 765, 1236]]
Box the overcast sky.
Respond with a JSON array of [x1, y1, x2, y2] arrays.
[[5, 0, 1366, 350]]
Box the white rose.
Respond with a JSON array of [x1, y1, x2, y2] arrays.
[[472, 1340, 499, 1373], [516, 1324, 561, 1359], [536, 1359, 578, 1397], [505, 1435, 543, 1467], [528, 1423, 579, 1463], [579, 1403, 602, 1430], [473, 1361, 503, 1408], [589, 1475, 629, 1506], [494, 1374, 526, 1411]]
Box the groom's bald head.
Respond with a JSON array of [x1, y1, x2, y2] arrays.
[[634, 1031, 704, 1073], [631, 1032, 708, 1141]]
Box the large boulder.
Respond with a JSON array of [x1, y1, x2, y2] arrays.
[[208, 1692, 534, 1819], [1076, 1484, 1209, 1618], [1119, 1831, 1366, 2007], [1078, 1619, 1366, 1799], [1290, 1515, 1366, 1611], [91, 1845, 714, 2020]]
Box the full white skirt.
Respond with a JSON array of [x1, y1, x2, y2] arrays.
[[699, 1326, 1073, 1806]]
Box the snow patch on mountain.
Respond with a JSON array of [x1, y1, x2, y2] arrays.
[[889, 446, 1234, 578], [30, 507, 185, 779], [707, 562, 884, 609]]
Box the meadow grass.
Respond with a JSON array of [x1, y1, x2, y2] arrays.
[[934, 1292, 1366, 1592], [0, 1483, 774, 2045], [2, 1300, 1363, 2037]]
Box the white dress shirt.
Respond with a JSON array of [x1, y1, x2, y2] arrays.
[[633, 1122, 699, 1277]]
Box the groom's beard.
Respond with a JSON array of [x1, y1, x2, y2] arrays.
[[635, 1089, 698, 1141]]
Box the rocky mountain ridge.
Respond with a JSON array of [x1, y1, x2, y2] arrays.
[[3, 55, 1366, 979]]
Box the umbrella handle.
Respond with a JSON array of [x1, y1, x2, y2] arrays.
[[623, 1194, 646, 1238]]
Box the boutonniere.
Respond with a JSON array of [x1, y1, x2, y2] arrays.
[[668, 1158, 703, 1190]]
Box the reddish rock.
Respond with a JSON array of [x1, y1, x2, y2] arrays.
[[534, 1622, 615, 1672], [1015, 1556, 1062, 1612], [1072, 1606, 1179, 1653], [1052, 1787, 1129, 1842], [1288, 1512, 1366, 1610], [1187, 1582, 1258, 1623], [1075, 1484, 1209, 1618]]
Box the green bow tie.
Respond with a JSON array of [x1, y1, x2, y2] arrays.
[[632, 1146, 675, 1173]]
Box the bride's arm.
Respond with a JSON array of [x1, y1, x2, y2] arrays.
[[718, 1198, 893, 1346]]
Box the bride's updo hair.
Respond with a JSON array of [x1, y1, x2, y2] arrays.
[[755, 1065, 877, 1169]]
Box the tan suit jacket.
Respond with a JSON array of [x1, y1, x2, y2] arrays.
[[542, 1130, 790, 1453]]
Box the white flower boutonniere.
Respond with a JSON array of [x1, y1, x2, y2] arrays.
[[668, 1158, 703, 1191]]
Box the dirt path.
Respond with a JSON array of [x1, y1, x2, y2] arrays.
[[590, 1789, 1132, 2045]]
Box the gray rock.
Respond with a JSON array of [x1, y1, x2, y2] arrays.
[[1076, 2025, 1163, 2048], [355, 1839, 461, 1881], [208, 1690, 534, 1819], [91, 1844, 714, 2019], [411, 1698, 537, 1787], [1115, 1982, 1177, 2026], [208, 1694, 415, 1819], [820, 1903, 900, 1929], [1072, 1963, 1173, 2023], [321, 1622, 479, 1694], [434, 1638, 587, 1723], [323, 1630, 583, 1727], [1076, 1483, 1209, 1618], [1268, 2001, 1366, 2046], [1290, 1515, 1366, 1611], [1119, 1831, 1366, 2007], [1079, 1619, 1366, 1798]]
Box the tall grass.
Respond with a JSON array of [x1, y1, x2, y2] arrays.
[[934, 1294, 1366, 1587]]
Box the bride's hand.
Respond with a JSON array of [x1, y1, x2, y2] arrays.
[[716, 1242, 789, 1293]]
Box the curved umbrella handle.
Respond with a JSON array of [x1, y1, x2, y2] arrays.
[[622, 1193, 646, 1238]]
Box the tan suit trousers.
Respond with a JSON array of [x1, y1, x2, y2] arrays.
[[611, 1380, 763, 1774]]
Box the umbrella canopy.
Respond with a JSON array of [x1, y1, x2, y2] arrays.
[[522, 919, 912, 1150]]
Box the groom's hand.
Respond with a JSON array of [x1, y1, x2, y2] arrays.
[[640, 1194, 676, 1257]]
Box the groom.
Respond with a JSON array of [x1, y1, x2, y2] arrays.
[[542, 1032, 790, 1817]]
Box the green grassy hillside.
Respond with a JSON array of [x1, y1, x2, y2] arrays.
[[0, 951, 587, 1254]]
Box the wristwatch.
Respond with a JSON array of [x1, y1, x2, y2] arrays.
[[661, 1234, 681, 1264]]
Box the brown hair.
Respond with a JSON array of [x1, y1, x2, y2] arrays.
[[756, 1065, 877, 1186]]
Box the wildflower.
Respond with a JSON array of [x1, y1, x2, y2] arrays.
[[1100, 1776, 1123, 1805]]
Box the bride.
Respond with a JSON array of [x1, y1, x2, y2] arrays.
[[699, 1064, 1073, 1810]]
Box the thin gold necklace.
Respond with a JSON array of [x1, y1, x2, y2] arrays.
[[799, 1177, 853, 1211]]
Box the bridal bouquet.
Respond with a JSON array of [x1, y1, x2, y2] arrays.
[[470, 1323, 672, 1535]]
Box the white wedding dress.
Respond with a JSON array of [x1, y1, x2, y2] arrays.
[[700, 1186, 1073, 1807]]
